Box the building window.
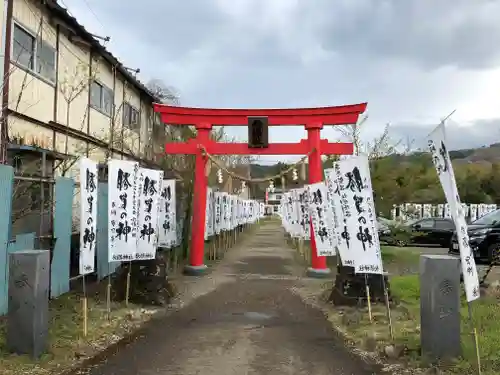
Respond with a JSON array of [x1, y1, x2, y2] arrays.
[[123, 102, 140, 130], [12, 23, 56, 83], [90, 81, 113, 116]]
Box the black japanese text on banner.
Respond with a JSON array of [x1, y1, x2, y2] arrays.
[[334, 155, 382, 274], [79, 157, 98, 274], [214, 192, 222, 234], [324, 168, 353, 267], [108, 160, 139, 262], [307, 182, 336, 256], [205, 187, 214, 239], [136, 168, 163, 260], [297, 188, 311, 239], [427, 123, 480, 302], [158, 179, 177, 248]]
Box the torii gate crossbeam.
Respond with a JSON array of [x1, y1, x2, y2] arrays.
[[154, 103, 367, 277]]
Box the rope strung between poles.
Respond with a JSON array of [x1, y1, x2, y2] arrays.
[[199, 145, 315, 183]]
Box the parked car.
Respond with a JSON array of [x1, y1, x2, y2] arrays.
[[382, 217, 455, 247], [449, 209, 500, 263], [377, 217, 401, 242]]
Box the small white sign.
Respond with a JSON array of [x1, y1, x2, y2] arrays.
[[157, 179, 177, 248], [307, 182, 336, 256], [108, 159, 139, 262], [136, 168, 163, 260]]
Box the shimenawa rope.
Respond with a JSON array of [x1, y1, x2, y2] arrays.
[[200, 145, 314, 183]]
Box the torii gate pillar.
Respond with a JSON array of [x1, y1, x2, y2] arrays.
[[187, 122, 211, 275], [305, 121, 329, 277]]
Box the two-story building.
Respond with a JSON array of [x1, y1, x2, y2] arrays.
[[0, 0, 167, 236], [267, 188, 284, 214]]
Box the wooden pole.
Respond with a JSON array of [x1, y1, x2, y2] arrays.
[[82, 275, 88, 336], [364, 274, 373, 322], [381, 274, 394, 340], [173, 247, 178, 273], [467, 302, 482, 375], [125, 261, 132, 307], [106, 274, 112, 321]]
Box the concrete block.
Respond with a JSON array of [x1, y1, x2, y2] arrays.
[[7, 250, 50, 358], [420, 254, 461, 362]]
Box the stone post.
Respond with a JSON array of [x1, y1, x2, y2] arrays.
[[7, 250, 50, 358], [420, 254, 461, 362]]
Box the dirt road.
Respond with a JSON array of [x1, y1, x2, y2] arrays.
[[87, 221, 381, 375]]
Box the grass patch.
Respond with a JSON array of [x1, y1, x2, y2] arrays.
[[390, 275, 500, 374], [321, 274, 500, 374], [295, 246, 500, 374], [0, 290, 159, 375], [382, 246, 421, 266], [381, 246, 423, 276]]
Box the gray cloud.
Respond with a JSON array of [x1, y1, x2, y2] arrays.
[[382, 118, 500, 151], [95, 1, 226, 57], [63, 0, 500, 159], [310, 0, 500, 70]]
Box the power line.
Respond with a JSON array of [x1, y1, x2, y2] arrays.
[[79, 0, 106, 33]]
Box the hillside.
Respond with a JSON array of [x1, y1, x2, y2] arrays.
[[248, 143, 500, 210], [250, 142, 500, 182]]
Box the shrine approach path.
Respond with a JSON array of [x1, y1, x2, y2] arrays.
[[88, 220, 382, 375]]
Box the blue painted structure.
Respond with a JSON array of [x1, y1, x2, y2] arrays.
[[0, 169, 128, 315], [50, 177, 74, 298], [9, 232, 35, 253], [0, 165, 14, 315], [97, 182, 120, 279]]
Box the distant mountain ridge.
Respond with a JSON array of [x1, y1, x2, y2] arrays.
[[448, 142, 500, 164], [248, 143, 500, 198]]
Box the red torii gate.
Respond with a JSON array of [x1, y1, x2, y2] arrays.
[[154, 103, 367, 277]]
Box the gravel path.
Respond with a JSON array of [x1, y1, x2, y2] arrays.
[[87, 221, 382, 375]]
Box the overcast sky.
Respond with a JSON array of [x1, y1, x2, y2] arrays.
[[62, 0, 500, 163]]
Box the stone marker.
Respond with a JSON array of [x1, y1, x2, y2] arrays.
[[420, 254, 461, 362], [7, 250, 50, 358]]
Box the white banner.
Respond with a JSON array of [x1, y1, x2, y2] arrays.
[[290, 189, 302, 238], [220, 193, 228, 231], [214, 192, 222, 234], [230, 195, 237, 230], [158, 179, 177, 248], [428, 123, 480, 302], [79, 157, 98, 274], [423, 204, 432, 218], [470, 204, 478, 222], [307, 182, 336, 256], [297, 188, 310, 239], [108, 160, 139, 262], [136, 168, 163, 260], [334, 155, 382, 274], [324, 168, 353, 266], [205, 187, 215, 239]]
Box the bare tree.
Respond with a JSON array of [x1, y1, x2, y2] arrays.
[[365, 123, 403, 159], [58, 59, 99, 174], [335, 115, 368, 155], [146, 78, 180, 105], [335, 115, 410, 159]]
